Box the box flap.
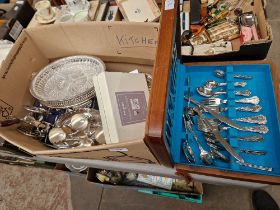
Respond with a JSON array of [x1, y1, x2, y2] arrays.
[[26, 22, 160, 65], [0, 31, 48, 120]]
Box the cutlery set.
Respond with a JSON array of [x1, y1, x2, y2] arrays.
[[181, 70, 272, 172]]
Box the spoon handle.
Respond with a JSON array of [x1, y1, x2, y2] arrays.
[[239, 149, 267, 156], [243, 125, 269, 134], [237, 161, 272, 172], [234, 90, 251, 97], [235, 105, 262, 112], [234, 75, 253, 80], [238, 135, 264, 142], [235, 96, 260, 105], [234, 82, 247, 87]]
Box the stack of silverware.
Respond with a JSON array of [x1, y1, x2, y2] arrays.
[[182, 69, 272, 172]]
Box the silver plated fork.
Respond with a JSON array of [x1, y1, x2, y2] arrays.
[[201, 98, 227, 107]]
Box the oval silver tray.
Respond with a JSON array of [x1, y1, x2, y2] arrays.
[[30, 55, 105, 108]]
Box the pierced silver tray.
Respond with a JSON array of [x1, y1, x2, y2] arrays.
[[30, 56, 105, 108]]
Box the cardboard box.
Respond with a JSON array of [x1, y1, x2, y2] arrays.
[[86, 168, 203, 203], [180, 0, 272, 62], [93, 72, 149, 144], [116, 0, 161, 22], [0, 0, 35, 41], [0, 22, 160, 164], [0, 3, 14, 12]]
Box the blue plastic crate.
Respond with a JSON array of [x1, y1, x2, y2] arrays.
[[164, 61, 280, 176], [138, 189, 203, 204]]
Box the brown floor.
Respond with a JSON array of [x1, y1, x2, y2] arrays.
[[1, 0, 280, 209]]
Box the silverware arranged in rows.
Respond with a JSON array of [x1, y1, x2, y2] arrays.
[[182, 106, 271, 171], [183, 112, 213, 165], [214, 70, 253, 80], [197, 86, 226, 97], [190, 97, 268, 133], [204, 136, 266, 156], [197, 88, 252, 98], [180, 75, 272, 172], [205, 80, 247, 88], [202, 96, 260, 106], [205, 105, 262, 113]]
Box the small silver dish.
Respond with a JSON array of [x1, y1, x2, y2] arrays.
[[30, 55, 105, 108], [49, 108, 105, 149]]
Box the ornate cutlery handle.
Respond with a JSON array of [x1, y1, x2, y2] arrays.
[[235, 96, 260, 105], [236, 115, 267, 125], [237, 161, 272, 172], [239, 149, 267, 156], [182, 115, 196, 164], [234, 82, 247, 87], [234, 90, 251, 96], [238, 135, 264, 142], [243, 125, 269, 134], [234, 75, 253, 80], [235, 105, 262, 112]]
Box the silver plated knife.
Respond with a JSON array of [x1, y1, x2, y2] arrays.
[[189, 97, 245, 131], [193, 107, 245, 163]]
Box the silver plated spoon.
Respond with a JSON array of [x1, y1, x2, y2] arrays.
[[196, 86, 226, 97]]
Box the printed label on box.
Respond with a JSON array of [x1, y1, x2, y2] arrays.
[[137, 174, 173, 190], [115, 91, 147, 126], [9, 20, 23, 41]]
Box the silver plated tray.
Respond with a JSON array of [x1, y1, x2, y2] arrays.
[[30, 56, 105, 108]]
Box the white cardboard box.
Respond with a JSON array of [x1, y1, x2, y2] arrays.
[[94, 72, 149, 144], [116, 0, 161, 22]]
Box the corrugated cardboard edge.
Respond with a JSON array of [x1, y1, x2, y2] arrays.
[[25, 22, 159, 65], [33, 140, 144, 155]]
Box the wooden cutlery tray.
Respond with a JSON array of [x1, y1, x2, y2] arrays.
[[145, 0, 280, 184], [166, 61, 280, 181]]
